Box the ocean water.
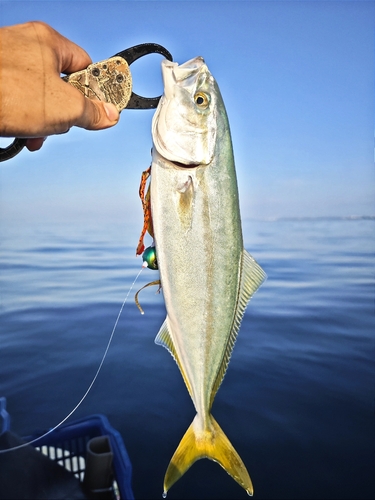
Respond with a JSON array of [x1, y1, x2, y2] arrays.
[[0, 217, 373, 500]]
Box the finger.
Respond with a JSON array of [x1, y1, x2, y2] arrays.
[[58, 36, 92, 75], [73, 99, 120, 131], [25, 137, 47, 152], [30, 21, 92, 74]]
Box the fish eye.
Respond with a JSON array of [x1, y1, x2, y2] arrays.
[[194, 92, 209, 109]]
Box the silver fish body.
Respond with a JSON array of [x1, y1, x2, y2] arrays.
[[150, 57, 266, 496]]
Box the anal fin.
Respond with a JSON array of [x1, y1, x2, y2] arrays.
[[155, 319, 193, 398]]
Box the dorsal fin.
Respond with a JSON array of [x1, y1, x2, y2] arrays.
[[210, 250, 267, 408], [155, 319, 193, 398]]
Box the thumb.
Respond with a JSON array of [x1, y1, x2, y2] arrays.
[[75, 98, 120, 130]]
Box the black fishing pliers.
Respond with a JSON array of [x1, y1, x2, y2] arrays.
[[0, 43, 173, 162]]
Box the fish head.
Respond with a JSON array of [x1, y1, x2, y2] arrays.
[[152, 57, 218, 167]]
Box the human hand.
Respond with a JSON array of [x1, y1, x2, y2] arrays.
[[0, 21, 119, 151]]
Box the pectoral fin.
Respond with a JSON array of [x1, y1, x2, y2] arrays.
[[210, 250, 267, 406]]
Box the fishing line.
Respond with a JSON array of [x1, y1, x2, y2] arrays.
[[0, 264, 147, 453]]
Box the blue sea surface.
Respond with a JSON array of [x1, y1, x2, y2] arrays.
[[0, 218, 373, 499]]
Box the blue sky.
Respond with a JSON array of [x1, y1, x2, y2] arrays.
[[0, 1, 374, 225]]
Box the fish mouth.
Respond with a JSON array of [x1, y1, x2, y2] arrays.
[[162, 57, 206, 99]]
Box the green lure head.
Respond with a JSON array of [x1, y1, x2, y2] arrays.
[[142, 245, 158, 270]]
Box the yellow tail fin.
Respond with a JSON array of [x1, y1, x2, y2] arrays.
[[163, 414, 253, 497]]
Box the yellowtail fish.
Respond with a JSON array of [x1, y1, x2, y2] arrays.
[[150, 56, 266, 497]]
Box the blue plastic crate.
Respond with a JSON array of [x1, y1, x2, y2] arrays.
[[0, 397, 134, 500], [0, 397, 10, 435]]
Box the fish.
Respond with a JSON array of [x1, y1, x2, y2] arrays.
[[150, 56, 267, 497]]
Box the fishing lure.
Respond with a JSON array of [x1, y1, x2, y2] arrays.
[[136, 166, 153, 256], [134, 165, 161, 315]]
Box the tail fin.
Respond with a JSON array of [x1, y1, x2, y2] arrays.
[[163, 414, 253, 496]]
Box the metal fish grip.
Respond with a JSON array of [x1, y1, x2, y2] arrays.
[[0, 42, 173, 162]]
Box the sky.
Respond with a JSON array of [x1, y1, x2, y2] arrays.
[[0, 0, 374, 226]]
